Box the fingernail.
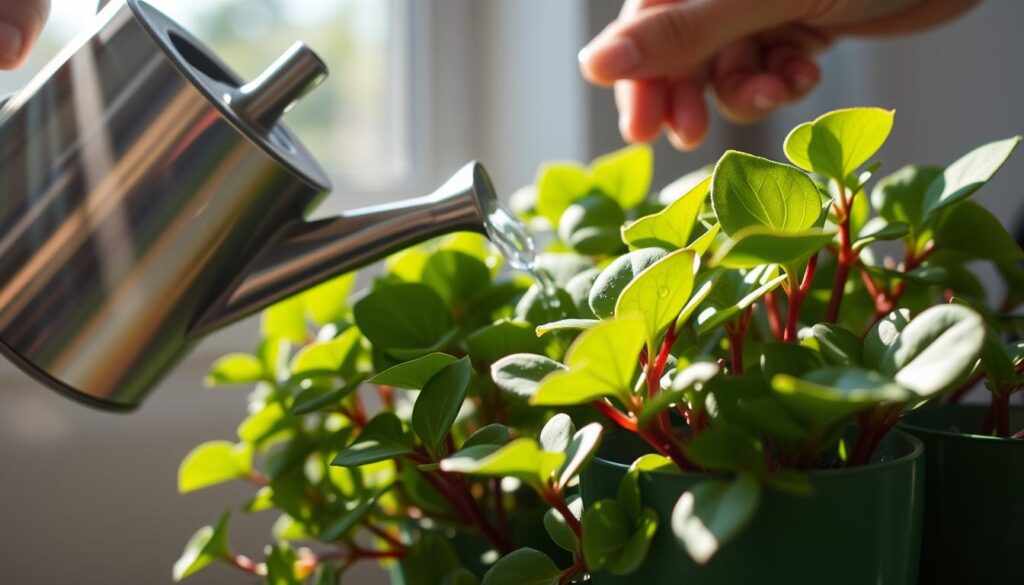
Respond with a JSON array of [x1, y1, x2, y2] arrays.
[[753, 94, 778, 111], [667, 125, 697, 152], [0, 22, 23, 61], [578, 37, 640, 78]]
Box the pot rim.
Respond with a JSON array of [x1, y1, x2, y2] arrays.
[[899, 404, 1024, 445], [592, 428, 924, 479]]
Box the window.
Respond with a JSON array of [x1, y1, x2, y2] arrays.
[[0, 0, 414, 192]]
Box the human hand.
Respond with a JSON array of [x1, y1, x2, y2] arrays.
[[580, 0, 979, 150], [0, 0, 49, 69]]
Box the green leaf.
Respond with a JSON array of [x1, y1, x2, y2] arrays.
[[923, 136, 1021, 216], [863, 309, 911, 369], [440, 438, 565, 488], [558, 194, 627, 255], [544, 495, 583, 552], [684, 425, 763, 473], [312, 563, 340, 585], [422, 250, 493, 308], [536, 162, 590, 224], [853, 219, 910, 251], [441, 569, 481, 585], [622, 176, 710, 249], [535, 318, 600, 336], [320, 491, 381, 541], [265, 542, 300, 585], [932, 201, 1022, 262], [871, 165, 942, 229], [467, 320, 545, 364], [331, 412, 413, 467], [615, 249, 697, 345], [289, 327, 362, 380], [490, 353, 567, 399], [695, 266, 785, 334], [205, 353, 265, 386], [761, 343, 825, 382], [463, 423, 511, 449], [810, 323, 863, 366], [783, 107, 894, 180], [400, 533, 460, 585], [591, 144, 653, 210], [354, 283, 452, 353], [582, 499, 629, 571], [671, 474, 761, 564], [411, 357, 473, 456], [532, 318, 646, 406], [386, 247, 430, 281], [606, 508, 658, 575], [688, 223, 722, 257], [237, 402, 289, 448], [178, 441, 252, 493], [711, 227, 834, 269], [564, 268, 602, 318], [291, 376, 364, 415], [305, 272, 356, 326], [172, 511, 232, 581], [539, 413, 575, 453], [880, 304, 986, 397], [481, 548, 562, 585], [711, 150, 823, 236], [262, 294, 307, 344], [369, 352, 459, 390], [771, 368, 909, 429], [589, 248, 667, 319], [557, 422, 603, 490]]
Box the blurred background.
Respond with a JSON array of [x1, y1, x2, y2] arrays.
[[0, 1, 1021, 583]]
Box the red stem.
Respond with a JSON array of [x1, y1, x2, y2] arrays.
[[784, 254, 818, 343], [545, 491, 582, 538], [825, 184, 854, 323], [764, 291, 784, 341], [362, 522, 405, 553], [233, 555, 263, 576], [591, 399, 638, 431]]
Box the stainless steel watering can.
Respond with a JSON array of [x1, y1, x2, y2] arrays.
[[0, 0, 501, 410]]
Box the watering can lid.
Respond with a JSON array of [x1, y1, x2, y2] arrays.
[[125, 0, 332, 193]]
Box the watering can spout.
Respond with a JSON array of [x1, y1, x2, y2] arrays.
[[189, 162, 499, 337]]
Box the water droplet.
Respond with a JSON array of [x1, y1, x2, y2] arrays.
[[483, 201, 561, 312]]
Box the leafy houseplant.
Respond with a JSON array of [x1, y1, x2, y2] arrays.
[[173, 108, 1021, 585]]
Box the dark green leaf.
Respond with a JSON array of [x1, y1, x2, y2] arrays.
[[354, 284, 452, 353], [463, 423, 511, 449], [589, 248, 667, 319], [467, 320, 545, 364], [320, 491, 380, 541], [863, 309, 910, 369], [558, 193, 627, 255], [422, 250, 492, 307], [810, 323, 863, 366], [490, 353, 566, 399], [412, 358, 473, 456], [671, 474, 761, 564], [923, 136, 1021, 216], [684, 425, 763, 473], [870, 165, 942, 229], [369, 352, 459, 390], [544, 495, 583, 552], [557, 422, 603, 490], [331, 412, 413, 467], [481, 547, 562, 585], [539, 413, 575, 453], [932, 201, 1022, 262]]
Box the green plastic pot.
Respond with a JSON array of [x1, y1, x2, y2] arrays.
[[899, 405, 1024, 584], [579, 430, 924, 585]]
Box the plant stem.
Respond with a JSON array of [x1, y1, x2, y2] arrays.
[[559, 557, 588, 585], [825, 183, 854, 323], [361, 522, 406, 553], [544, 491, 582, 538], [591, 399, 638, 431], [784, 254, 818, 343], [232, 554, 265, 576], [764, 291, 784, 340]]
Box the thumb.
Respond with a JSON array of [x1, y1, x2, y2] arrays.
[[580, 0, 804, 85], [0, 0, 50, 69]]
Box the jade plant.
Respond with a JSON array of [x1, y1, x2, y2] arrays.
[[174, 108, 1022, 584]]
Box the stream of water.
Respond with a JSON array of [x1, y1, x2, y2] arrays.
[[483, 203, 561, 311]]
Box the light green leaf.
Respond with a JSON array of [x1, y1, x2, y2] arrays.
[[589, 248, 667, 319], [412, 358, 473, 456], [262, 294, 307, 344], [353, 283, 452, 353], [711, 150, 823, 236], [178, 441, 253, 493], [305, 272, 356, 326], [481, 548, 562, 585], [871, 165, 942, 229], [532, 318, 646, 406], [463, 423, 511, 449], [687, 223, 722, 257], [863, 309, 911, 369], [539, 413, 575, 453], [265, 542, 300, 585], [173, 511, 232, 582], [615, 249, 698, 345], [369, 352, 459, 389], [422, 250, 493, 307], [622, 177, 710, 249], [289, 326, 362, 379], [557, 423, 603, 490], [711, 227, 834, 269], [932, 201, 1022, 262], [544, 495, 583, 552], [783, 107, 894, 180], [205, 354, 265, 386], [491, 353, 567, 399], [386, 247, 430, 281], [853, 219, 910, 251], [771, 368, 909, 429], [440, 438, 565, 488], [671, 474, 761, 564], [591, 144, 653, 210], [923, 136, 1021, 216], [880, 304, 986, 397], [559, 194, 627, 255], [535, 318, 600, 336], [536, 162, 590, 224]]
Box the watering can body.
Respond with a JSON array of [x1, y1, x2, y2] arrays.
[[0, 0, 498, 410]]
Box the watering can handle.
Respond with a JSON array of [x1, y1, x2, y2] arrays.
[[187, 162, 500, 337]]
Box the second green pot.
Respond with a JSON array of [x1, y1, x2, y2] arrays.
[[899, 405, 1024, 584], [579, 430, 924, 585]]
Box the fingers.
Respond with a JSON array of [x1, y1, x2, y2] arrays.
[[665, 78, 708, 151], [0, 0, 49, 69], [615, 80, 667, 143], [580, 0, 804, 85], [711, 36, 820, 124]]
